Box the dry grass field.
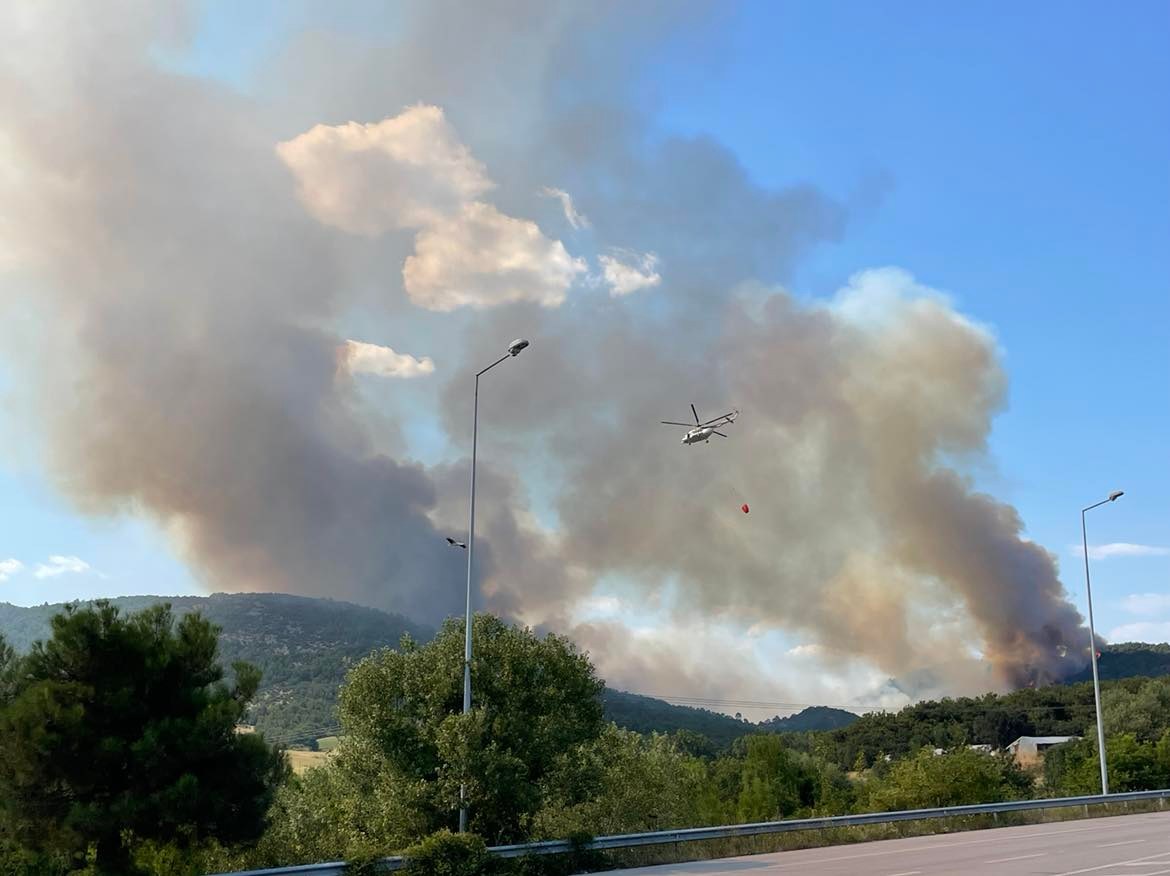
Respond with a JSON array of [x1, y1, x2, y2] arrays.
[[286, 749, 332, 774]]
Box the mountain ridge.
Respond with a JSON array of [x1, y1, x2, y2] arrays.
[[0, 592, 428, 744], [3, 593, 1165, 748], [1, 593, 850, 745]]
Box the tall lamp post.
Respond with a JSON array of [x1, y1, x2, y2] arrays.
[[459, 338, 529, 833], [1081, 489, 1123, 796]]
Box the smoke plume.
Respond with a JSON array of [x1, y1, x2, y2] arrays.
[[0, 3, 469, 623], [0, 1, 1092, 702]]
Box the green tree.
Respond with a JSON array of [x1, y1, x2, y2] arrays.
[[257, 736, 430, 866], [861, 747, 1031, 811], [0, 633, 16, 705], [1157, 729, 1170, 777], [1044, 733, 1170, 796], [669, 729, 719, 760], [533, 726, 706, 837], [336, 614, 605, 845], [809, 758, 856, 816], [817, 684, 1103, 770], [1103, 677, 1170, 743], [687, 733, 853, 825], [731, 735, 818, 822], [0, 602, 287, 873]]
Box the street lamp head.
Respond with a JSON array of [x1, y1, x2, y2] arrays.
[[1108, 490, 1124, 502], [507, 338, 530, 357]]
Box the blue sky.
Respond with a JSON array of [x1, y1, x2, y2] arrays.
[[651, 1, 1170, 452], [647, 0, 1170, 640], [1, 0, 1167, 672]]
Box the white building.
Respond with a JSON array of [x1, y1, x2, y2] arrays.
[[1006, 735, 1079, 764]]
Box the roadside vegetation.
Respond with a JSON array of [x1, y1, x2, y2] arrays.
[[1, 603, 1168, 875]]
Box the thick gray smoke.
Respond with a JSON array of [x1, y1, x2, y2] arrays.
[[0, 1, 1092, 699], [444, 272, 1090, 691], [0, 2, 469, 623]]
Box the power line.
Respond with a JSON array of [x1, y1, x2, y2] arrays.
[[249, 724, 343, 746], [631, 692, 1100, 716]]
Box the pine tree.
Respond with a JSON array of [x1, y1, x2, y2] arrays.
[[0, 602, 288, 873]]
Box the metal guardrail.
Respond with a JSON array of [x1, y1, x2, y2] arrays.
[[212, 788, 1170, 875]]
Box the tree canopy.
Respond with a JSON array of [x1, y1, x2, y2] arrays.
[[0, 602, 287, 873], [0, 593, 429, 748], [858, 746, 1032, 811], [336, 613, 605, 844], [4, 603, 1170, 875]]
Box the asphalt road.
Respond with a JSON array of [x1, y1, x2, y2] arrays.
[[606, 810, 1170, 875]]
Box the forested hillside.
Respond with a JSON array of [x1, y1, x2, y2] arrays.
[[3, 595, 821, 746], [759, 705, 859, 733], [4, 595, 851, 747], [813, 679, 1157, 769], [1067, 642, 1170, 682], [0, 593, 428, 744], [4, 595, 1168, 752], [601, 689, 759, 748]]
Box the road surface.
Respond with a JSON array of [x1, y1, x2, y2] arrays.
[[607, 810, 1170, 875]]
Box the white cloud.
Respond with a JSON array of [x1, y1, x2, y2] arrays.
[[1108, 622, 1170, 644], [276, 105, 493, 235], [598, 249, 661, 297], [403, 202, 587, 311], [34, 555, 91, 579], [786, 643, 825, 658], [0, 558, 23, 582], [540, 186, 590, 230], [1121, 593, 1170, 617], [280, 107, 590, 313], [1071, 543, 1170, 560], [343, 340, 434, 379]]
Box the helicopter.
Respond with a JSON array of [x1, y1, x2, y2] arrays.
[[660, 404, 739, 445]]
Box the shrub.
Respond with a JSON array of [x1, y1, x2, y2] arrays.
[[400, 830, 489, 876], [505, 832, 607, 876]]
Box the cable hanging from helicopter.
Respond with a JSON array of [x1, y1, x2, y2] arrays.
[[659, 403, 747, 513]]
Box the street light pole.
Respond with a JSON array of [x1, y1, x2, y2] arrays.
[[1081, 489, 1123, 797], [459, 339, 529, 834]]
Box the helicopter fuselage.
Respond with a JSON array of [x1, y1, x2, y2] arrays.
[[662, 406, 738, 445], [682, 427, 716, 445]]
